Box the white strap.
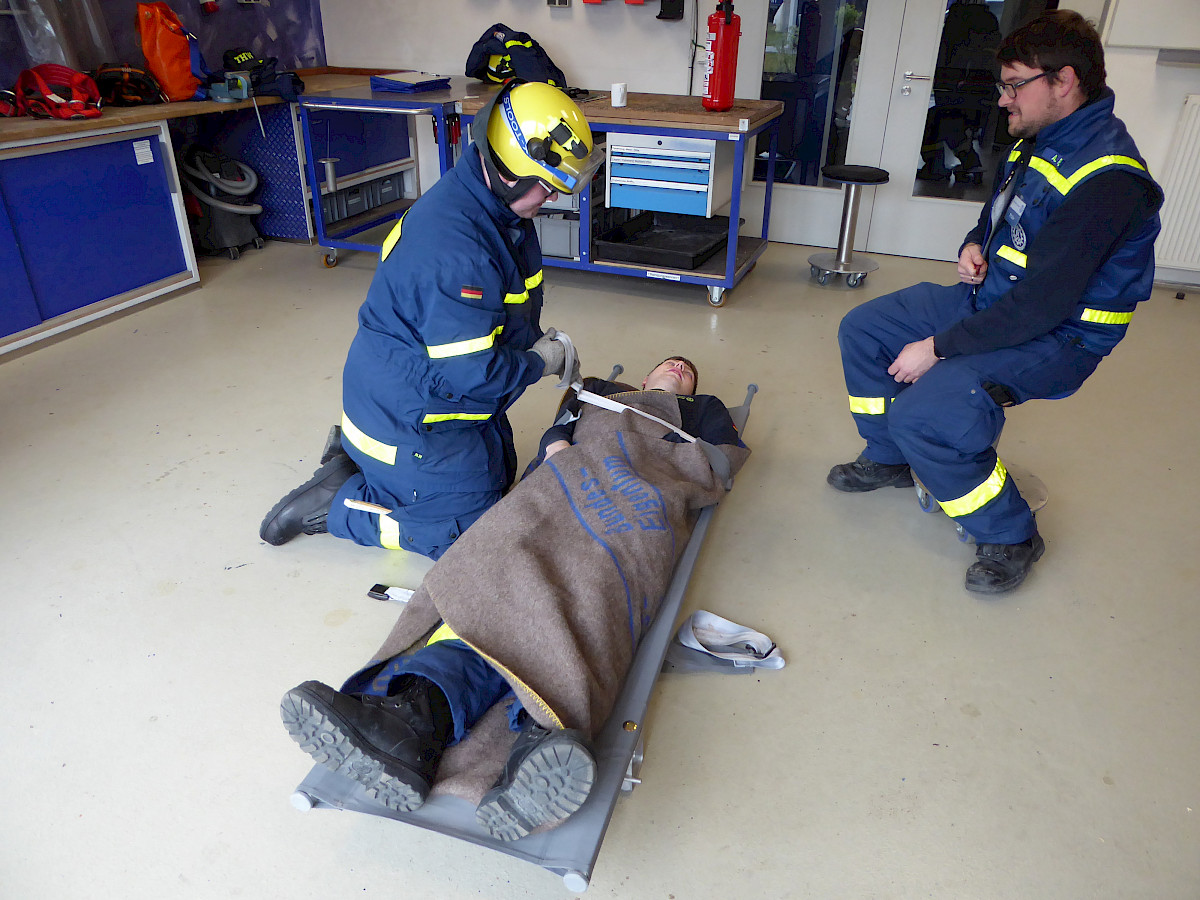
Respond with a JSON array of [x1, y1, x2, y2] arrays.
[[676, 610, 785, 669], [573, 387, 698, 443]]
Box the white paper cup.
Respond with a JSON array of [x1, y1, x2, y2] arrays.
[[611, 83, 628, 107]]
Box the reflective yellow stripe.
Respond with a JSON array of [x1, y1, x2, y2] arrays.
[[380, 210, 410, 261], [426, 325, 504, 359], [379, 515, 402, 550], [848, 395, 887, 415], [503, 270, 544, 304], [427, 622, 459, 646], [504, 39, 533, 49], [456, 633, 564, 729], [995, 245, 1027, 268], [341, 412, 397, 465], [1081, 308, 1134, 325], [939, 458, 1008, 518], [1027, 154, 1147, 195], [421, 412, 492, 424]]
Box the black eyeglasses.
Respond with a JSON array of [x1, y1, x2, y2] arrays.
[[994, 69, 1058, 99]]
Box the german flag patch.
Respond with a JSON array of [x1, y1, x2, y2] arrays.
[[461, 286, 484, 301]]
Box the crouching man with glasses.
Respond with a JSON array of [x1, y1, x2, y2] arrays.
[[826, 10, 1162, 594]]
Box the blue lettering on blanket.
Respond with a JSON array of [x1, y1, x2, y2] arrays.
[[575, 459, 666, 537], [544, 437, 680, 646]]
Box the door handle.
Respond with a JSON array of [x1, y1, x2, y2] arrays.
[[903, 71, 933, 81]]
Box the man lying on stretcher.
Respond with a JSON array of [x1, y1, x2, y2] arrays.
[[281, 357, 750, 841]]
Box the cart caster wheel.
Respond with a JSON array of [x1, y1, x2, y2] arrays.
[[810, 264, 821, 279], [707, 286, 726, 307], [322, 253, 338, 268], [956, 523, 969, 542], [816, 272, 830, 286], [228, 246, 241, 260], [916, 484, 938, 513], [253, 237, 265, 250], [846, 273, 865, 288]]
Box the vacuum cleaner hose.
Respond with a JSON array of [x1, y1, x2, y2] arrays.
[[184, 177, 264, 216], [181, 155, 260, 197]]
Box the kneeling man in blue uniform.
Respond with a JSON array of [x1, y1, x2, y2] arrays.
[[260, 80, 604, 559], [828, 11, 1162, 593]]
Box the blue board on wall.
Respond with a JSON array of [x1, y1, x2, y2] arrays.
[[0, 134, 187, 321]]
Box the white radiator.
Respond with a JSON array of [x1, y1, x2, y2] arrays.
[[1156, 94, 1200, 276]]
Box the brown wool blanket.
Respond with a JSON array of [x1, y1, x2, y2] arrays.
[[365, 390, 749, 802]]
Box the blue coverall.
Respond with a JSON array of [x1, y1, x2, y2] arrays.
[[837, 89, 1161, 544], [326, 143, 547, 560]]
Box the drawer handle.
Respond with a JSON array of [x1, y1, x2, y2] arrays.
[[611, 156, 710, 170], [608, 145, 714, 160], [611, 177, 706, 191]]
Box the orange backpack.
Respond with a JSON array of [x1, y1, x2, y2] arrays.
[[137, 2, 201, 102]]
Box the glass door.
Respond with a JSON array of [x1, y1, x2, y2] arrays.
[[748, 0, 904, 248], [746, 0, 1051, 261], [865, 0, 1050, 260]]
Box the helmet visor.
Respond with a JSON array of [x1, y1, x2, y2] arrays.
[[537, 143, 605, 195]]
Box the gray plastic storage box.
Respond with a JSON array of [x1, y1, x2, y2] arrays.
[[534, 213, 580, 260]]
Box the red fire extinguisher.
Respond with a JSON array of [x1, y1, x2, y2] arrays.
[[702, 0, 740, 112], [198, 0, 218, 13]]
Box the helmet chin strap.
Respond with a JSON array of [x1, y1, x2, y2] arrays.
[[479, 146, 538, 205]]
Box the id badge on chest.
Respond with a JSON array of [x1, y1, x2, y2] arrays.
[[1005, 195, 1026, 228]]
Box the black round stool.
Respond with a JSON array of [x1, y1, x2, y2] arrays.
[[808, 164, 889, 288]]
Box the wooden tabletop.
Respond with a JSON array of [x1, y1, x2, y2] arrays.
[[2, 73, 782, 147], [458, 87, 783, 134]]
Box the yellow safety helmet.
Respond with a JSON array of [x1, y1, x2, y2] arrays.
[[484, 54, 513, 83], [473, 80, 605, 201]]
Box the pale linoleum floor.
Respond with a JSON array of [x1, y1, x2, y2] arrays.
[[1, 239, 1197, 899]]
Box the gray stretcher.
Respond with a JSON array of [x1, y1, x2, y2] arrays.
[[290, 381, 758, 892]]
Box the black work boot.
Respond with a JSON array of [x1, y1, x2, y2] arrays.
[[475, 716, 596, 841], [827, 454, 915, 492], [259, 454, 356, 545], [280, 677, 453, 812], [965, 531, 1045, 594], [319, 424, 347, 465]]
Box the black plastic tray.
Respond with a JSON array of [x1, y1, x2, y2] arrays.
[[594, 211, 729, 270]]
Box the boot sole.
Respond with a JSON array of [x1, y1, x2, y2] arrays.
[[280, 687, 427, 812], [827, 470, 915, 493], [475, 734, 596, 841], [965, 537, 1046, 595]]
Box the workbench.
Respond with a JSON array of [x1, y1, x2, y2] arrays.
[[1, 74, 782, 354], [300, 78, 782, 307], [0, 73, 404, 354], [461, 88, 782, 307], [295, 76, 492, 267]]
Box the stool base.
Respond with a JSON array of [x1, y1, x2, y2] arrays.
[[914, 462, 1048, 543], [808, 251, 879, 288]]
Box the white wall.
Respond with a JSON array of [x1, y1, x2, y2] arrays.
[[319, 0, 771, 99], [318, 1, 1200, 228], [1106, 48, 1200, 174], [319, 0, 772, 194]]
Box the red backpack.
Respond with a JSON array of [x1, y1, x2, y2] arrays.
[[16, 64, 103, 120]]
